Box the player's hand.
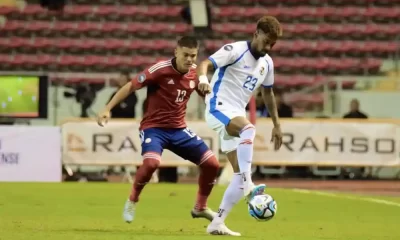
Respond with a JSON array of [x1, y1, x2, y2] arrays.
[[198, 75, 211, 94], [97, 109, 110, 127], [270, 126, 283, 150], [198, 82, 211, 94]]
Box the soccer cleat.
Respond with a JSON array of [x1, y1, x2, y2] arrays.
[[123, 199, 136, 223], [191, 208, 217, 221], [245, 184, 266, 203], [206, 222, 241, 236]]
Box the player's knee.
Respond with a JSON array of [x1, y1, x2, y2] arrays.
[[143, 158, 160, 170], [142, 153, 161, 170], [239, 124, 256, 144], [203, 155, 219, 169], [200, 154, 219, 172]]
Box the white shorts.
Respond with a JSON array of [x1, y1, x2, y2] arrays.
[[205, 107, 245, 153]]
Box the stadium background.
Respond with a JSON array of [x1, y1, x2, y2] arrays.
[[0, 0, 400, 185]]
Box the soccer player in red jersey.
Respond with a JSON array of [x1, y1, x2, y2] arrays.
[[97, 36, 219, 223]]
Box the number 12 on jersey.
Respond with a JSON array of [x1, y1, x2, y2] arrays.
[[243, 76, 258, 91]]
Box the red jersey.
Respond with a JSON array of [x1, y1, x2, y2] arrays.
[[130, 58, 204, 130]]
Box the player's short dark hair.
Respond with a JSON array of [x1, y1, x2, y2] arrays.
[[256, 16, 283, 38], [177, 36, 199, 49]]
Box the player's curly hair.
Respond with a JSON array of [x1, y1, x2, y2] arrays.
[[256, 16, 283, 38]]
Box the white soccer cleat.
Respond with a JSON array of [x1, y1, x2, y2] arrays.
[[123, 199, 136, 223], [191, 208, 217, 221], [207, 222, 241, 236]]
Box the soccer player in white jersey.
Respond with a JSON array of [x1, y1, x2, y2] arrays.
[[197, 16, 284, 236]]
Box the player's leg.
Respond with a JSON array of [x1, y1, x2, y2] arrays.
[[225, 116, 264, 199], [168, 128, 219, 221], [206, 140, 242, 236], [192, 153, 219, 221], [205, 110, 263, 236], [123, 128, 167, 223]]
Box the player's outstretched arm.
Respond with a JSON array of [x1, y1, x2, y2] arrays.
[[261, 87, 283, 150], [198, 59, 214, 78], [97, 82, 133, 126], [197, 59, 213, 94], [198, 43, 237, 94], [105, 82, 133, 111]]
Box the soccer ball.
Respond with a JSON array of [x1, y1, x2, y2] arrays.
[[248, 194, 277, 221]]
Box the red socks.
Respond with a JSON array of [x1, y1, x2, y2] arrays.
[[129, 151, 219, 212], [195, 154, 219, 210], [129, 156, 160, 202]]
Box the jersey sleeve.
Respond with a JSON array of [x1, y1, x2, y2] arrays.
[[262, 57, 274, 88], [208, 43, 238, 69], [130, 63, 163, 90]]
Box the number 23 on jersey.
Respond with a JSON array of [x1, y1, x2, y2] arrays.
[[243, 76, 258, 91]]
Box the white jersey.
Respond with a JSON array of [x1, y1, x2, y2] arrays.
[[205, 41, 274, 113]]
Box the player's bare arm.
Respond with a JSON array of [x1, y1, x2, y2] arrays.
[[97, 82, 133, 126], [261, 87, 282, 150], [197, 59, 212, 94]]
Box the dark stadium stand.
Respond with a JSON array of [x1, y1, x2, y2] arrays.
[[0, 0, 399, 112]]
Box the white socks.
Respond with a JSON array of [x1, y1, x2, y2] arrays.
[[211, 124, 257, 225], [237, 124, 256, 196], [213, 173, 244, 224]]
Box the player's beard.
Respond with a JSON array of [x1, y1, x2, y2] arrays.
[[254, 44, 268, 58], [256, 50, 268, 58]]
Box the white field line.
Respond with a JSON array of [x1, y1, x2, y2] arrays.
[[292, 188, 400, 208]]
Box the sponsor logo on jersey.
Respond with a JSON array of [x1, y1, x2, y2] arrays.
[[260, 66, 265, 75], [137, 73, 146, 83], [224, 44, 233, 51], [189, 80, 195, 89]]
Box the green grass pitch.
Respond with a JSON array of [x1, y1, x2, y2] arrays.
[[0, 183, 399, 240], [0, 76, 39, 116]]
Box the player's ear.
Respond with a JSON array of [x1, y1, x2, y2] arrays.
[[174, 47, 178, 57], [253, 31, 258, 40]]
